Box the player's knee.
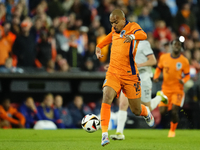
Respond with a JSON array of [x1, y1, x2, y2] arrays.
[[120, 100, 129, 110], [171, 109, 178, 117], [103, 90, 114, 104], [159, 107, 167, 115]]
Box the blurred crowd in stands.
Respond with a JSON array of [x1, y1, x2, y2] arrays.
[[0, 94, 118, 129], [0, 0, 200, 129], [0, 0, 199, 73]]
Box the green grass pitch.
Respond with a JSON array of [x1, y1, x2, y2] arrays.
[[0, 129, 200, 150]]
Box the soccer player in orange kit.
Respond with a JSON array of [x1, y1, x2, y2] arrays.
[[0, 98, 25, 128], [153, 39, 190, 137], [95, 9, 154, 146]]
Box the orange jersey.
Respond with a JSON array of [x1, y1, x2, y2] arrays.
[[97, 21, 147, 78], [154, 53, 190, 92], [0, 105, 25, 126]]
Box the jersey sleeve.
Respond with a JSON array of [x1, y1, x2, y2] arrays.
[[130, 23, 147, 40], [157, 54, 164, 69], [182, 58, 190, 83], [142, 41, 154, 56], [96, 32, 112, 49], [153, 54, 164, 79]]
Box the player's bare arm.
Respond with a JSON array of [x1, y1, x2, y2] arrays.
[[137, 54, 157, 68], [95, 47, 104, 59]]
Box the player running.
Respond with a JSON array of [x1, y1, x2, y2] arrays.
[[95, 9, 154, 146], [110, 40, 168, 140], [153, 39, 190, 137]]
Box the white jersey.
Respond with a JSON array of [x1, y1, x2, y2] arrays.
[[135, 40, 154, 102], [135, 40, 154, 80]]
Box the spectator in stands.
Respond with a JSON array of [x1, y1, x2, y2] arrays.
[[12, 2, 24, 21], [69, 0, 91, 27], [137, 6, 154, 33], [173, 2, 196, 36], [46, 59, 55, 73], [32, 4, 52, 29], [191, 49, 200, 73], [0, 98, 25, 128], [0, 26, 12, 66], [12, 17, 37, 68], [47, 0, 65, 19], [0, 57, 24, 73], [68, 95, 92, 128], [31, 17, 43, 42], [88, 17, 100, 42], [54, 95, 73, 128], [57, 58, 70, 72], [62, 0, 74, 15], [66, 34, 83, 68], [10, 16, 21, 36], [153, 0, 173, 27], [132, 0, 145, 16], [153, 20, 172, 45], [36, 30, 52, 68], [96, 26, 110, 64], [0, 3, 6, 25], [48, 26, 57, 62], [19, 97, 42, 128], [37, 93, 65, 128], [82, 42, 100, 71], [55, 22, 69, 59]]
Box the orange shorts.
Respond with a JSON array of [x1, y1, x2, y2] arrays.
[[158, 90, 185, 111], [103, 72, 141, 99]]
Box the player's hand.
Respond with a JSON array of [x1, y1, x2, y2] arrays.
[[124, 35, 133, 43], [104, 64, 109, 70], [136, 63, 142, 68], [95, 47, 104, 59], [153, 78, 159, 82], [179, 79, 184, 85]]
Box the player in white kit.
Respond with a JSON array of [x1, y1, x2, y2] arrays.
[[110, 40, 168, 140]]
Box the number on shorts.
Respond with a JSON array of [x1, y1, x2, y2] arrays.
[[134, 82, 141, 92]]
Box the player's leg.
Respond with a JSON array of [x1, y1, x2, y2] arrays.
[[168, 104, 179, 137], [110, 91, 128, 140], [124, 81, 154, 127], [150, 91, 168, 111], [101, 86, 117, 146], [100, 73, 121, 146], [128, 97, 154, 127], [159, 106, 168, 115], [168, 92, 184, 137]]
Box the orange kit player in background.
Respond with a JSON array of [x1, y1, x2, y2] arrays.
[[0, 98, 25, 128], [153, 39, 190, 137], [96, 9, 154, 146]]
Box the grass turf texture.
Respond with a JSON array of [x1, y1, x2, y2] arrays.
[[0, 129, 200, 150]]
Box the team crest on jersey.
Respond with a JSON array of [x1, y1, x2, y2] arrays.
[[120, 30, 126, 38], [176, 62, 182, 70]]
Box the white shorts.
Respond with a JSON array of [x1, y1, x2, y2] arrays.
[[140, 76, 152, 103]]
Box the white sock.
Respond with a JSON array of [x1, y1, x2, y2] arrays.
[[102, 132, 108, 137], [116, 110, 127, 134], [150, 95, 162, 110]]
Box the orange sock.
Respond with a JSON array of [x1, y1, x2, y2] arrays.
[[100, 103, 111, 133], [140, 104, 148, 117], [170, 122, 178, 132]]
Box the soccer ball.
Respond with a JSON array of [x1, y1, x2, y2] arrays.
[[81, 114, 100, 133]]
